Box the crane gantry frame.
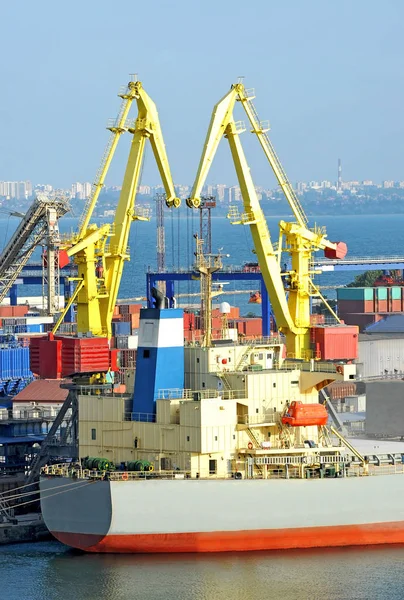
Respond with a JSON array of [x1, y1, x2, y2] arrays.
[[186, 82, 346, 359], [54, 78, 180, 338]]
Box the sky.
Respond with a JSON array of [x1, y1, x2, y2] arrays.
[[1, 0, 404, 189]]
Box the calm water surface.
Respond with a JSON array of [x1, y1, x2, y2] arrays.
[[1, 541, 404, 600], [2, 214, 404, 598]]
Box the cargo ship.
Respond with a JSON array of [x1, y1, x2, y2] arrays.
[[39, 307, 404, 553]]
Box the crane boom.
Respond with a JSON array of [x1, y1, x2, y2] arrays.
[[187, 83, 346, 358], [57, 80, 180, 338]]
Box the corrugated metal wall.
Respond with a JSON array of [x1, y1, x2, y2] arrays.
[[358, 337, 404, 378]]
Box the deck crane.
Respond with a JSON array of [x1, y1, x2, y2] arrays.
[[54, 78, 180, 338], [186, 83, 346, 359]]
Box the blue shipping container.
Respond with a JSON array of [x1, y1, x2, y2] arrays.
[[112, 321, 131, 336], [26, 324, 44, 333], [0, 347, 33, 379]]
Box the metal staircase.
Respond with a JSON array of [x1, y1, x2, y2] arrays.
[[246, 427, 261, 448], [0, 194, 69, 305], [245, 428, 263, 476], [235, 345, 253, 371], [26, 388, 77, 484], [217, 370, 232, 391], [319, 388, 348, 436]]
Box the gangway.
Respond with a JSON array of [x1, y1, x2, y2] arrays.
[[319, 388, 348, 436], [0, 194, 69, 307]]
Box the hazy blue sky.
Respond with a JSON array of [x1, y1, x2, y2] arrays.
[[1, 0, 403, 189]]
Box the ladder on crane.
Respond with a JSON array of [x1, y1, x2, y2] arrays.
[[238, 88, 308, 228], [0, 194, 69, 305]]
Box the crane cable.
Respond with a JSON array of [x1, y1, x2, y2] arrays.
[[6, 480, 97, 510]]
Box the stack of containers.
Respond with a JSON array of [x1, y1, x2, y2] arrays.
[[111, 303, 142, 389], [337, 287, 404, 331], [0, 341, 33, 396]]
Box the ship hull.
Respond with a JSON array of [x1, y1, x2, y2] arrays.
[[40, 475, 404, 553]]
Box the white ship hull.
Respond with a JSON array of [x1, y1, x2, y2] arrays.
[[40, 474, 404, 553]]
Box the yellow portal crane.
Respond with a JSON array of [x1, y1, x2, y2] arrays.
[[187, 82, 346, 359], [54, 78, 180, 338]]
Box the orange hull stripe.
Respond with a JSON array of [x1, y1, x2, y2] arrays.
[[53, 521, 404, 554]]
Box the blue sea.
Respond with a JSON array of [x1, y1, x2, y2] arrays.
[[1, 212, 404, 599], [1, 212, 402, 315]]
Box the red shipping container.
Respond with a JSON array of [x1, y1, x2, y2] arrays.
[[391, 300, 402, 312], [119, 349, 137, 368], [0, 305, 29, 318], [29, 337, 62, 378], [131, 313, 140, 331], [119, 303, 141, 315], [327, 381, 357, 400], [57, 336, 110, 377], [110, 349, 120, 372], [244, 318, 262, 337], [310, 314, 325, 325], [376, 300, 388, 312], [113, 306, 120, 317], [183, 312, 196, 330], [312, 326, 358, 360]]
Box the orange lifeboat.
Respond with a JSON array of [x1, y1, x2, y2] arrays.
[[248, 291, 262, 304], [281, 401, 328, 427]]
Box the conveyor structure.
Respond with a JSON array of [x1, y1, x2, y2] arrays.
[[0, 194, 69, 308]]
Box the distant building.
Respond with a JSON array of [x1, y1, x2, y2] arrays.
[[0, 180, 32, 200], [72, 182, 92, 199]]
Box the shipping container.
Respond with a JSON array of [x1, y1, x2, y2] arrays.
[[376, 287, 388, 300], [310, 314, 325, 325], [337, 288, 374, 302], [392, 287, 402, 300], [119, 349, 137, 368], [312, 325, 358, 360], [0, 347, 32, 379], [327, 381, 357, 400], [58, 336, 110, 377], [376, 299, 388, 312], [339, 313, 383, 332], [130, 313, 140, 331], [116, 335, 138, 350], [0, 305, 29, 318], [119, 303, 142, 315], [338, 300, 374, 314], [112, 321, 131, 336]]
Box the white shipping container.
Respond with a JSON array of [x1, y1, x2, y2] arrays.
[[25, 316, 54, 324], [127, 335, 138, 349], [116, 335, 138, 350], [345, 394, 366, 413]]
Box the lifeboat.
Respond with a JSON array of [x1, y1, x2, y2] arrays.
[[248, 291, 262, 304], [281, 401, 328, 427]]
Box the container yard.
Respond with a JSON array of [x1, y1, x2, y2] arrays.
[[1, 76, 404, 556]]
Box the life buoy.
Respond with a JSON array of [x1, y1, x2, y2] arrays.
[[247, 442, 253, 450], [122, 472, 129, 481]]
